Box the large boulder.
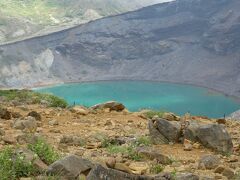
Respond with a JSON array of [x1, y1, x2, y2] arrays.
[[47, 155, 94, 179], [149, 118, 180, 144], [196, 124, 233, 153], [87, 164, 161, 180], [91, 101, 125, 112]]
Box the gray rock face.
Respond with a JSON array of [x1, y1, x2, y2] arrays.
[[87, 164, 155, 180], [0, 0, 240, 99], [196, 124, 233, 153], [154, 119, 180, 143], [47, 155, 94, 179], [149, 119, 233, 153], [198, 155, 220, 170]]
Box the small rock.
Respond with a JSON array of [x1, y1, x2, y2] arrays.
[[48, 120, 59, 126], [28, 111, 41, 121], [184, 139, 193, 151], [2, 135, 16, 144], [0, 107, 11, 120], [198, 155, 220, 170], [71, 106, 89, 115], [162, 112, 179, 121], [216, 119, 226, 124], [0, 128, 5, 136], [106, 157, 116, 168], [90, 101, 125, 112], [214, 165, 235, 179]]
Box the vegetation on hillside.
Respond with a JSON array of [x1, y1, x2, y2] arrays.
[[0, 89, 68, 108]]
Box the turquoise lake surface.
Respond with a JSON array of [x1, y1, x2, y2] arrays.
[[35, 81, 240, 118]]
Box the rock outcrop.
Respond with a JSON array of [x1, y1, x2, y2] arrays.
[[149, 118, 233, 153]]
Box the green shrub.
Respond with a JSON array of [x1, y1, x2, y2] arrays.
[[0, 147, 37, 180], [144, 110, 165, 119], [28, 138, 60, 165], [150, 164, 164, 174]]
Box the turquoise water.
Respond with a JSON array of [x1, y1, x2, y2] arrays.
[[35, 81, 240, 118]]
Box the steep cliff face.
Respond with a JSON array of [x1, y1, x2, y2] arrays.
[[0, 0, 240, 97], [0, 0, 170, 43]]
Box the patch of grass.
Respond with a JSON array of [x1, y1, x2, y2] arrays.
[[0, 147, 37, 180], [0, 89, 68, 108], [133, 136, 151, 147], [28, 138, 60, 165], [150, 164, 164, 174], [144, 110, 165, 119], [106, 145, 142, 161]]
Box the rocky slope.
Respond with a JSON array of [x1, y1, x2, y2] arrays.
[[0, 91, 239, 179], [0, 0, 171, 43], [0, 0, 240, 98]]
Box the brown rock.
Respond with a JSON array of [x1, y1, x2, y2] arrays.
[[0, 108, 11, 120], [216, 118, 226, 124], [106, 157, 116, 168], [28, 111, 41, 121], [198, 155, 220, 170], [2, 135, 16, 144]]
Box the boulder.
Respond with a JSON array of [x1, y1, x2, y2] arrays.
[[27, 111, 41, 121], [149, 118, 180, 144], [71, 106, 89, 115], [47, 155, 94, 179], [198, 155, 220, 170], [137, 147, 171, 165], [148, 119, 169, 144], [0, 107, 11, 120], [91, 101, 125, 112], [15, 148, 48, 172], [87, 164, 154, 180], [13, 116, 37, 132], [176, 173, 199, 180], [196, 124, 233, 153]]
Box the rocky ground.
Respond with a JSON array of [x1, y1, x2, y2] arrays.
[[0, 96, 240, 179]]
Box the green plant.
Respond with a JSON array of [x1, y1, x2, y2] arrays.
[[133, 136, 151, 147], [28, 138, 60, 165], [144, 110, 165, 119], [0, 147, 37, 180], [0, 90, 68, 108], [106, 145, 142, 161], [150, 164, 164, 174]]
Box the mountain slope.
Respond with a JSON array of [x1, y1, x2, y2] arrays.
[[0, 0, 240, 97], [0, 0, 171, 43]]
